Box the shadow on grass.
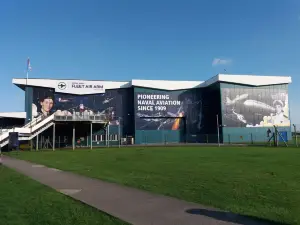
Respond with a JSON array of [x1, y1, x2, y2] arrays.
[[185, 208, 286, 225]]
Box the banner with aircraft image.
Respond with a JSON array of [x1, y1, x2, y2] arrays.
[[221, 85, 290, 127], [31, 87, 126, 125], [134, 90, 203, 131]]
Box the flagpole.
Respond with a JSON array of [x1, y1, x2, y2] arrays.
[[26, 57, 30, 124], [26, 57, 29, 86], [26, 70, 28, 86]]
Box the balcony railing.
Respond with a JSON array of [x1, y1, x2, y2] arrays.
[[54, 113, 107, 122]]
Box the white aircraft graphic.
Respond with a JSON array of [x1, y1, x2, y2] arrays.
[[157, 105, 184, 130], [136, 112, 164, 122], [137, 104, 185, 130], [226, 94, 248, 105], [58, 97, 73, 103], [102, 97, 115, 104], [243, 100, 275, 112], [232, 108, 247, 124], [99, 107, 114, 115]]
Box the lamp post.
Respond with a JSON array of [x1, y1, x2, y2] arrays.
[[118, 117, 121, 148], [216, 115, 226, 147], [293, 124, 298, 147], [0, 127, 2, 154]]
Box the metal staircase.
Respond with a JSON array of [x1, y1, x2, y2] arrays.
[[0, 112, 109, 148], [0, 114, 55, 148], [23, 115, 43, 128]]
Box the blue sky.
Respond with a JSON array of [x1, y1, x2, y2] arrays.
[[0, 0, 299, 124]]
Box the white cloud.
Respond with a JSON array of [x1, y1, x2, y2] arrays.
[[212, 58, 232, 66]]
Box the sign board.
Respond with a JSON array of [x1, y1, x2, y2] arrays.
[[55, 80, 105, 95]]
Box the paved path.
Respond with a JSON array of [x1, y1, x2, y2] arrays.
[[2, 156, 277, 225]]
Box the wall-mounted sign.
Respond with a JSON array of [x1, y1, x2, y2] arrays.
[[55, 80, 105, 95]]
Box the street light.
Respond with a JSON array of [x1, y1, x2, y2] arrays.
[[216, 115, 226, 147], [293, 124, 298, 147], [118, 117, 122, 148]]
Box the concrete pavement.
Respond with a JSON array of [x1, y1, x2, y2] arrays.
[[2, 156, 279, 225]]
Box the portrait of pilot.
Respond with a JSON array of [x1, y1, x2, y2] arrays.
[[272, 100, 289, 125], [39, 95, 54, 117]]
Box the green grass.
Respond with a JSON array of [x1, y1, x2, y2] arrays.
[[7, 146, 300, 225], [0, 165, 129, 225]]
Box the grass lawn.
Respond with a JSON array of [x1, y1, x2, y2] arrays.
[[0, 165, 129, 225], [7, 146, 300, 225]]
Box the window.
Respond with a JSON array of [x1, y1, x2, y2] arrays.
[[92, 135, 97, 141]]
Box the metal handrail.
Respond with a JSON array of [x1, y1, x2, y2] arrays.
[[54, 113, 107, 121], [23, 115, 43, 128]]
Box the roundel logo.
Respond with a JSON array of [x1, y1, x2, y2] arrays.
[[58, 82, 67, 90]]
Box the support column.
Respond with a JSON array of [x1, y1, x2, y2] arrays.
[[108, 124, 110, 147], [25, 86, 33, 124], [36, 134, 39, 151], [40, 136, 43, 149], [30, 139, 33, 151], [106, 123, 108, 147], [72, 124, 75, 150], [90, 122, 93, 150], [118, 117, 121, 148], [52, 123, 56, 151]]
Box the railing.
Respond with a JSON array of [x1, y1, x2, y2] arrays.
[[0, 114, 57, 147], [0, 127, 29, 145], [21, 120, 55, 141], [54, 113, 107, 122], [0, 129, 9, 134], [0, 115, 43, 138], [0, 112, 107, 146], [29, 114, 55, 133], [134, 133, 299, 147], [23, 115, 43, 128]]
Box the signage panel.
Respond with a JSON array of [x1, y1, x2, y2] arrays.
[[134, 89, 203, 131], [55, 80, 105, 95]]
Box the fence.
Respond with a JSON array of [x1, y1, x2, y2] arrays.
[[16, 132, 299, 151], [128, 132, 300, 147]]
